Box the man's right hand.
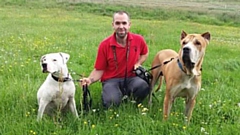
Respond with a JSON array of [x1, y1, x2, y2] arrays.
[[79, 69, 103, 87], [79, 78, 92, 86]]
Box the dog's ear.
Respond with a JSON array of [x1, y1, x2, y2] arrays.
[[201, 32, 211, 42], [181, 30, 187, 40], [40, 55, 46, 63], [59, 52, 70, 64]]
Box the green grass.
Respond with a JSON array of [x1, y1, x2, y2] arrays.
[[0, 0, 240, 135]]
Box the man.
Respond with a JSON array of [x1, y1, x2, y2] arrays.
[[80, 11, 150, 108]]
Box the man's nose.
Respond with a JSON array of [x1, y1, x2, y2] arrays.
[[119, 23, 124, 28]]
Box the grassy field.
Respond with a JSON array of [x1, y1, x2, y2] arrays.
[[0, 0, 240, 135]]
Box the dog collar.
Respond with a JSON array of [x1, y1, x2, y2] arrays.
[[51, 74, 71, 82], [177, 59, 186, 74]]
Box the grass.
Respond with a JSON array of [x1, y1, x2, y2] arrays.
[[83, 0, 240, 26], [0, 0, 240, 135]]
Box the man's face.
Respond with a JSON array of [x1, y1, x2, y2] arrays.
[[112, 13, 131, 39]]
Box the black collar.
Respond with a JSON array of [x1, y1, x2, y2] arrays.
[[177, 59, 187, 74], [51, 74, 70, 82]]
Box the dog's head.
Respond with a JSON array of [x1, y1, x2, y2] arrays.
[[179, 31, 210, 75], [40, 52, 70, 74]]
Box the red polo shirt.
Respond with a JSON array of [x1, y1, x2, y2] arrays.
[[94, 32, 148, 82]]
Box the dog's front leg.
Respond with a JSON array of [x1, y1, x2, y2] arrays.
[[68, 98, 79, 118], [184, 97, 196, 124], [163, 92, 172, 121], [37, 99, 49, 121]]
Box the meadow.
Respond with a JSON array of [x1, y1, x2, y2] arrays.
[[0, 0, 239, 135]]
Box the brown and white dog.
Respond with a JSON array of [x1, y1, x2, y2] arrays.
[[150, 31, 210, 124]]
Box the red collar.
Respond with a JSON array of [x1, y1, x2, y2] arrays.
[[110, 32, 133, 46]]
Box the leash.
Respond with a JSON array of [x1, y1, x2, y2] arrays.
[[147, 64, 162, 71], [51, 73, 92, 111], [151, 92, 160, 102], [82, 84, 92, 111], [147, 57, 176, 102], [147, 57, 175, 72], [69, 76, 92, 111], [71, 77, 93, 111]]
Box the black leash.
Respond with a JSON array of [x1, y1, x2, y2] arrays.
[[147, 64, 162, 72], [146, 57, 176, 102], [151, 92, 160, 102], [148, 57, 175, 72], [82, 84, 92, 111]]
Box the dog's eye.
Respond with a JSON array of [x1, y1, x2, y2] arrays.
[[53, 59, 57, 61], [195, 40, 201, 45], [182, 41, 187, 45]]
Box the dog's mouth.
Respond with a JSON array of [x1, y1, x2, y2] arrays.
[[42, 70, 49, 73], [182, 47, 195, 70]]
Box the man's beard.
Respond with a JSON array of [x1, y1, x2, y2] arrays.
[[116, 31, 127, 39]]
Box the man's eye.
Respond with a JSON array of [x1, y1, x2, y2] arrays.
[[115, 22, 127, 25], [115, 22, 120, 25]]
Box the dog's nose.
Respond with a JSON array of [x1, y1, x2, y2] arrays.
[[183, 47, 190, 53], [42, 63, 47, 69]]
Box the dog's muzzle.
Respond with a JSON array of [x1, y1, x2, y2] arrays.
[[41, 63, 48, 73], [182, 47, 195, 70]]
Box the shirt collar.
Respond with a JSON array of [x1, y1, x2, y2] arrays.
[[110, 32, 133, 46]]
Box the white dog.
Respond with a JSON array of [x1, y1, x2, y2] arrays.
[[37, 52, 78, 121]]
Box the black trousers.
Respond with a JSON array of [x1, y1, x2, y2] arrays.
[[101, 76, 150, 108]]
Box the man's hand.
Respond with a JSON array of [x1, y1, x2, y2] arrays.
[[78, 69, 104, 87], [134, 63, 141, 70], [79, 78, 92, 86]]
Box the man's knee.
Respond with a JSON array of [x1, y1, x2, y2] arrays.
[[102, 79, 123, 108], [132, 77, 150, 90], [136, 83, 150, 97], [130, 77, 150, 101]]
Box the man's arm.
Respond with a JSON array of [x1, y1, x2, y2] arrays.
[[134, 52, 149, 69], [80, 69, 104, 86]]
